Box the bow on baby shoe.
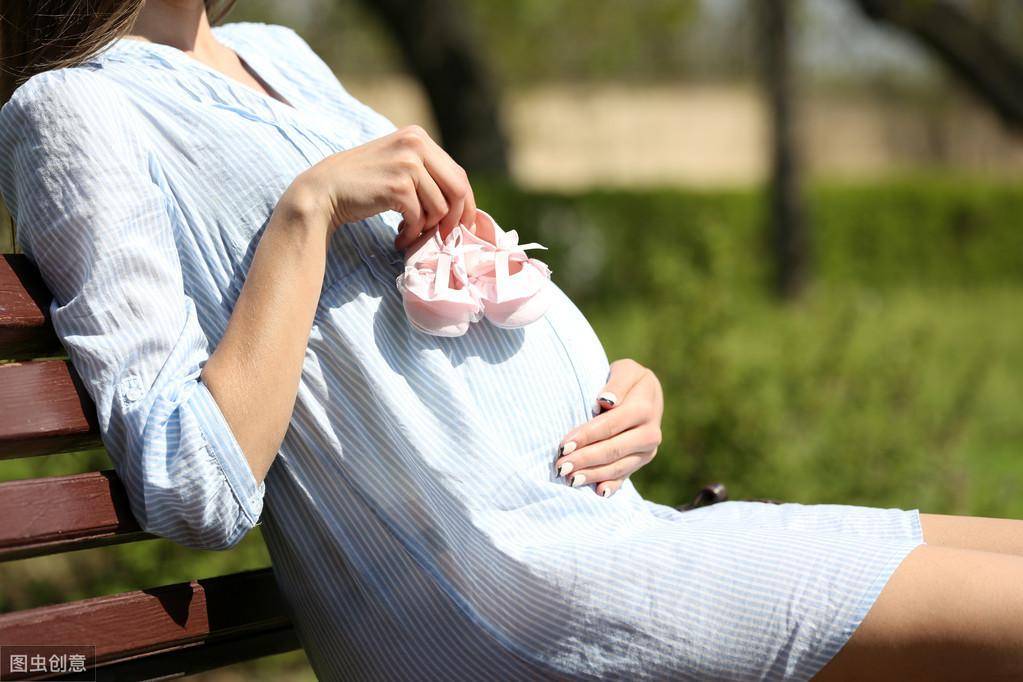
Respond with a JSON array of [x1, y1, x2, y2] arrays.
[[396, 210, 553, 337], [396, 227, 486, 337], [488, 231, 548, 304], [460, 210, 553, 329]]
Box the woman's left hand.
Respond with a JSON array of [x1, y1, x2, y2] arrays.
[[555, 358, 663, 497]]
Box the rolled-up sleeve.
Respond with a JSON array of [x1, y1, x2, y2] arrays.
[[0, 69, 264, 550]]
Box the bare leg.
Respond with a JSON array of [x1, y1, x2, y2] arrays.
[[813, 545, 1023, 680], [920, 512, 1023, 556]]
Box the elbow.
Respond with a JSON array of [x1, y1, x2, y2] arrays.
[[137, 482, 261, 552], [128, 378, 266, 551], [188, 514, 258, 552], [131, 437, 264, 552]]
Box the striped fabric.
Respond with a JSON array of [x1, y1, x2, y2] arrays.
[[0, 22, 925, 680]]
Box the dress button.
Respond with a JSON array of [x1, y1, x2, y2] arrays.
[[121, 373, 145, 402]]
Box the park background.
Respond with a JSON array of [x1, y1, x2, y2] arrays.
[[2, 1, 1022, 679]]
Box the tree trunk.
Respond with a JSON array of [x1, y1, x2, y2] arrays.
[[359, 0, 510, 177], [759, 0, 810, 299], [853, 0, 1023, 131]]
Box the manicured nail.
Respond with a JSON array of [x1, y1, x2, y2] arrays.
[[597, 392, 618, 408], [601, 487, 613, 498], [557, 461, 573, 477], [571, 473, 586, 488], [560, 441, 577, 456]]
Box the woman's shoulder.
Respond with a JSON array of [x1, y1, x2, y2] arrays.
[[0, 67, 148, 197], [1, 67, 127, 133]]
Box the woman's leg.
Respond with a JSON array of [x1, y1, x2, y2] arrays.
[[920, 512, 1023, 556], [812, 544, 1023, 680]]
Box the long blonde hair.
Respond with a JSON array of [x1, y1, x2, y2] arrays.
[[0, 0, 238, 104]]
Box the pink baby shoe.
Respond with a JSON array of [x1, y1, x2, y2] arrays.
[[395, 226, 485, 337], [460, 209, 553, 329]]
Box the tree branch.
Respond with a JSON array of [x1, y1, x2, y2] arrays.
[[853, 0, 1023, 130]]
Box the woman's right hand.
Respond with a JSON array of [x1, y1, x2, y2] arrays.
[[287, 124, 477, 249]]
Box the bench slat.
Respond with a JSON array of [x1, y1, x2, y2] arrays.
[[0, 254, 62, 360], [0, 568, 297, 677], [80, 624, 301, 680], [0, 359, 101, 459], [0, 470, 151, 562], [1, 245, 303, 677]]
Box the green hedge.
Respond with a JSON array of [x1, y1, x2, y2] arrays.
[[473, 177, 1023, 305]]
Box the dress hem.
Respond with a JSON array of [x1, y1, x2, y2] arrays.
[[799, 507, 926, 681]]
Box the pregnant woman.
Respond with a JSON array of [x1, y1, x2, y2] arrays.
[[3, 2, 1023, 680]]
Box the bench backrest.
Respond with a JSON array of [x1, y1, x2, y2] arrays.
[[0, 253, 300, 679]]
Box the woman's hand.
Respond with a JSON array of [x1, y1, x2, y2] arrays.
[[288, 124, 476, 248], [555, 359, 664, 497]]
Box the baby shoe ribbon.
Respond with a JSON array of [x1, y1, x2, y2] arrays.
[[397, 216, 553, 335], [470, 229, 549, 303], [407, 227, 486, 298]]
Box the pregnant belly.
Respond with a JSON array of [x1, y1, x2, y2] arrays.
[[309, 257, 611, 497], [454, 284, 612, 480]]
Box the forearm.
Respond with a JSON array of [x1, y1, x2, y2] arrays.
[[200, 184, 331, 484]]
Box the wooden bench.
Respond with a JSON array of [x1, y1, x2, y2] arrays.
[[0, 253, 301, 680]]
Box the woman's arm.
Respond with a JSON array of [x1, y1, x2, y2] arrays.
[[1, 71, 267, 549], [198, 191, 330, 485], [0, 70, 472, 550], [201, 122, 478, 485]]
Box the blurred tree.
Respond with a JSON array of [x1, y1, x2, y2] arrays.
[[461, 0, 701, 84], [226, 1, 708, 177], [853, 0, 1023, 131], [359, 0, 509, 176], [758, 0, 810, 299]]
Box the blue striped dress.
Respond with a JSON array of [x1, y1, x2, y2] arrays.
[[0, 22, 925, 681]]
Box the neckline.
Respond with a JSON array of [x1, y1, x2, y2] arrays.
[[108, 23, 301, 115]]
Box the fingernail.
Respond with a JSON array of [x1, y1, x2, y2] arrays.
[[560, 441, 577, 456], [557, 461, 573, 477], [597, 392, 618, 408], [571, 473, 586, 488], [601, 487, 613, 498]]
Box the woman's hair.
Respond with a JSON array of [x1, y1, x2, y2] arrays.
[[0, 0, 238, 104]]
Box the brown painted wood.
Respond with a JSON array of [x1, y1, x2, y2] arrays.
[[0, 568, 295, 678], [9, 626, 300, 681], [0, 470, 151, 562], [0, 360, 100, 459], [0, 254, 62, 360], [88, 624, 301, 680], [0, 257, 302, 674]]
